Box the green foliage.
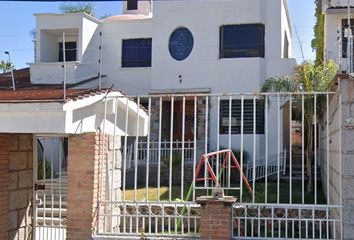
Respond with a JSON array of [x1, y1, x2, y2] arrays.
[[262, 61, 338, 192], [311, 0, 325, 66], [162, 152, 182, 167], [0, 60, 14, 74], [37, 158, 51, 180], [59, 2, 95, 16]]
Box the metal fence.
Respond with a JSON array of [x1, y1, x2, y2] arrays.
[[96, 92, 342, 239], [129, 140, 195, 165], [246, 150, 287, 181]]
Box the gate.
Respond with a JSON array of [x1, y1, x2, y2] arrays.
[[96, 92, 342, 239], [33, 136, 68, 240]]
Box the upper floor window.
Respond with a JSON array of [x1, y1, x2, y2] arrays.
[[59, 42, 77, 62], [122, 38, 152, 68], [219, 99, 264, 134], [127, 0, 138, 10], [220, 24, 265, 58], [342, 19, 354, 58]]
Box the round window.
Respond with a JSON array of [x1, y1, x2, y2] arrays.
[[169, 27, 194, 61]]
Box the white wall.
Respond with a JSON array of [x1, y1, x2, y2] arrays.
[[98, 0, 296, 95], [101, 18, 153, 95], [33, 13, 102, 85]]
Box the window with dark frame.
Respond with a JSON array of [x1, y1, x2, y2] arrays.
[[220, 24, 265, 58], [342, 19, 354, 58], [122, 38, 152, 68], [59, 42, 77, 62], [127, 0, 138, 10], [219, 99, 265, 134]]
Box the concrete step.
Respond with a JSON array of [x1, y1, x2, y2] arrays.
[[37, 208, 67, 217]]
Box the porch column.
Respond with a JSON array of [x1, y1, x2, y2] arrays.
[[66, 132, 107, 240], [197, 196, 236, 240]]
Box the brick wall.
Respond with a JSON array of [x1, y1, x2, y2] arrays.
[[0, 134, 10, 240], [0, 134, 33, 240], [8, 134, 33, 240], [197, 197, 236, 240], [67, 132, 108, 239]]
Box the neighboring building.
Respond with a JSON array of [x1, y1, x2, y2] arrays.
[[323, 0, 354, 72], [29, 0, 296, 159]]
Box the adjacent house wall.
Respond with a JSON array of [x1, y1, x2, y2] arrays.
[[320, 78, 354, 238]]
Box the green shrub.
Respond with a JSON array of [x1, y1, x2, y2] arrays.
[[162, 152, 182, 167]]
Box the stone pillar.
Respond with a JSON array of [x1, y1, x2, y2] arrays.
[[67, 132, 107, 240], [196, 196, 236, 240], [0, 134, 33, 240], [0, 134, 10, 240]]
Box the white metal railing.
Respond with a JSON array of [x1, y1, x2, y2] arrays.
[[97, 92, 342, 239], [232, 203, 342, 239], [246, 150, 287, 181], [128, 140, 195, 165]]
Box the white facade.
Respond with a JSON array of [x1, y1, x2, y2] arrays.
[[29, 0, 296, 158]]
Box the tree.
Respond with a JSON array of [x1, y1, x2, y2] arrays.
[[261, 61, 338, 193], [59, 2, 95, 16], [0, 60, 14, 74], [311, 0, 325, 66]]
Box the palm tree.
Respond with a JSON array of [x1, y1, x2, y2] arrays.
[[0, 60, 14, 74], [261, 61, 338, 193]]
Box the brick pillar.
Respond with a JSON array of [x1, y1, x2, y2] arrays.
[[67, 132, 106, 240], [0, 134, 10, 240], [197, 196, 236, 240]]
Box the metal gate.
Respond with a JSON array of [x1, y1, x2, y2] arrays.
[[33, 136, 68, 240], [95, 92, 342, 239]]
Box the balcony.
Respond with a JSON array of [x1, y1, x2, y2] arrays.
[[28, 61, 79, 85]]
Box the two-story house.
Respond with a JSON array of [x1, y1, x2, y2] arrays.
[[29, 0, 296, 167]]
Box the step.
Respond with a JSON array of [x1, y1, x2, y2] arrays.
[[36, 217, 66, 226]]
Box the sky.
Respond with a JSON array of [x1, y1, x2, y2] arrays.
[[0, 0, 316, 69]]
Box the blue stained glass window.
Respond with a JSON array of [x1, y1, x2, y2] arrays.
[[122, 38, 152, 68], [169, 27, 194, 61], [220, 24, 265, 58]]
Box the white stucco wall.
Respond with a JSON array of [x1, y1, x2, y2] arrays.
[[31, 13, 102, 85], [101, 18, 153, 94]]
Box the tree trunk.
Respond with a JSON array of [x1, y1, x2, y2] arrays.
[[306, 122, 313, 193]]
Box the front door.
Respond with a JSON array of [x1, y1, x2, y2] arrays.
[[173, 100, 195, 141], [33, 136, 67, 240]]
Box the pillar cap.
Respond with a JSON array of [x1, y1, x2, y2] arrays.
[[196, 196, 237, 206]]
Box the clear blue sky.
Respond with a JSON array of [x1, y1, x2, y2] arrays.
[[0, 0, 315, 68]]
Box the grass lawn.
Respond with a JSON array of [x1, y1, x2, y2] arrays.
[[124, 180, 326, 204]]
